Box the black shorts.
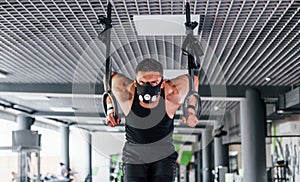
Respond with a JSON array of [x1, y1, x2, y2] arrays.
[[123, 152, 178, 182]]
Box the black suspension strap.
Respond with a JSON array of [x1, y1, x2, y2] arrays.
[[98, 2, 118, 121], [182, 2, 203, 120]]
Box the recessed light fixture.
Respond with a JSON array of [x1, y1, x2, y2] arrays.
[[50, 107, 75, 112], [17, 95, 50, 100], [174, 121, 181, 126], [0, 99, 12, 107], [0, 70, 8, 78], [105, 128, 120, 132], [265, 77, 271, 82], [12, 104, 34, 113], [164, 69, 188, 80], [213, 106, 220, 111], [277, 110, 285, 114], [133, 15, 200, 35]]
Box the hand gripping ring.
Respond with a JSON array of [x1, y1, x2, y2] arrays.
[[102, 92, 119, 122], [183, 91, 202, 120]]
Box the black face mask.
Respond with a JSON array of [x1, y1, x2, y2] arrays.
[[136, 79, 163, 103]]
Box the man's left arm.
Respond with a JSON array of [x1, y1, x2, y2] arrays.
[[169, 74, 200, 127], [182, 75, 199, 127]]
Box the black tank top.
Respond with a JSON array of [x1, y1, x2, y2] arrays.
[[125, 89, 174, 144], [123, 88, 176, 164]]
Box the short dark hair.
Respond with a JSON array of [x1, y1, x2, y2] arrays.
[[135, 58, 163, 75]]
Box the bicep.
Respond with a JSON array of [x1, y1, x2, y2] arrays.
[[170, 74, 199, 93], [168, 74, 190, 102], [111, 73, 133, 101], [169, 74, 199, 102]]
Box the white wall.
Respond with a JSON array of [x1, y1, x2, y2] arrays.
[[0, 119, 61, 181], [31, 125, 61, 176], [92, 132, 126, 182], [0, 119, 17, 182], [70, 129, 125, 182], [31, 125, 60, 157]]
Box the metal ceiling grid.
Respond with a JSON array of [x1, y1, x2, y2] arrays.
[[1, 1, 103, 83], [0, 0, 299, 86], [239, 1, 299, 86], [200, 0, 299, 86], [222, 0, 299, 86], [1, 1, 81, 83]]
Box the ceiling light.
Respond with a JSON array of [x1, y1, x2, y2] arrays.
[[12, 104, 34, 113], [86, 120, 103, 123], [17, 95, 50, 100], [133, 15, 200, 35], [49, 107, 75, 112], [0, 71, 8, 78], [229, 151, 238, 156], [213, 106, 220, 111], [174, 121, 181, 126], [0, 99, 12, 107], [265, 77, 271, 82], [0, 73, 7, 78], [277, 110, 285, 114], [164, 69, 188, 79], [5, 108, 24, 115], [106, 128, 121, 132]]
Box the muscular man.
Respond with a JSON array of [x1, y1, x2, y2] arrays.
[[105, 58, 199, 182]]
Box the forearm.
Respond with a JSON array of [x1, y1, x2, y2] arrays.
[[183, 75, 200, 127], [103, 71, 117, 91], [187, 75, 199, 110], [193, 75, 199, 92]]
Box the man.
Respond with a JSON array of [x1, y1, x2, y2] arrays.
[[59, 162, 69, 179], [105, 58, 199, 182], [11, 171, 17, 182]]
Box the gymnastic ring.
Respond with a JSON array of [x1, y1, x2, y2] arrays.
[[182, 91, 202, 119], [102, 91, 119, 122]]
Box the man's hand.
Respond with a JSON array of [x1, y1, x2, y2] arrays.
[[182, 113, 199, 127], [106, 112, 121, 127]]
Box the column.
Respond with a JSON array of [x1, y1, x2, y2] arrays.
[[240, 88, 267, 182], [16, 114, 34, 130], [214, 137, 229, 167], [214, 136, 229, 182], [195, 150, 202, 182], [83, 131, 92, 182], [195, 134, 202, 182], [60, 125, 70, 178], [202, 126, 214, 182]]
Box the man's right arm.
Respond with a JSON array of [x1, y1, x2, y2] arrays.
[[103, 72, 133, 98], [110, 72, 133, 102], [103, 72, 133, 127], [168, 74, 200, 128]]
